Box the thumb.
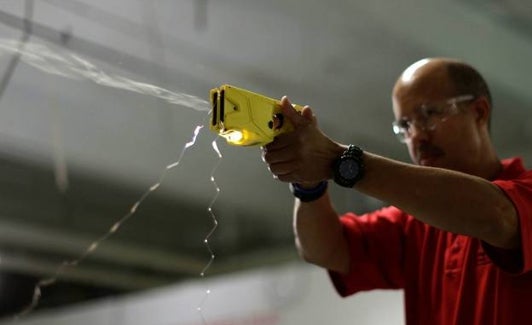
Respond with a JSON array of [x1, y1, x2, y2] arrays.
[[279, 96, 312, 128], [301, 105, 317, 126]]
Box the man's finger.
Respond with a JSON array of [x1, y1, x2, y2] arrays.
[[279, 96, 309, 128], [263, 146, 297, 165], [268, 160, 297, 177], [301, 105, 316, 125]]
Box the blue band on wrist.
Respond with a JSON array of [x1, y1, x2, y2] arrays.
[[289, 181, 328, 202]]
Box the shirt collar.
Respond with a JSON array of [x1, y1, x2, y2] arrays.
[[497, 157, 526, 180]]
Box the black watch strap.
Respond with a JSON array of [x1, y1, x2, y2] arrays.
[[289, 181, 328, 202]]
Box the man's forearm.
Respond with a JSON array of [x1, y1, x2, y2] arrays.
[[356, 153, 519, 249], [293, 192, 350, 274]]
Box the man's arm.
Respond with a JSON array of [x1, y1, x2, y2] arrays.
[[291, 191, 350, 274], [358, 153, 519, 249], [264, 97, 520, 255]]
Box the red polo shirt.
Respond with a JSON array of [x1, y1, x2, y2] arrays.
[[330, 157, 532, 325]]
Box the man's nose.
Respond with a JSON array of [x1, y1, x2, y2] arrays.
[[407, 121, 430, 142]]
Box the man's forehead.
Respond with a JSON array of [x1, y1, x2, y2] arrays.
[[392, 82, 453, 118], [394, 63, 452, 102]]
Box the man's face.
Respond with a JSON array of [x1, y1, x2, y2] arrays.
[[392, 81, 483, 174]]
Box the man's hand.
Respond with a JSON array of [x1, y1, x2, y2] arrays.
[[262, 96, 345, 184]]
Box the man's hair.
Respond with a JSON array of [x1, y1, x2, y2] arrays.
[[446, 61, 493, 129]]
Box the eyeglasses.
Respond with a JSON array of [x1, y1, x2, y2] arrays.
[[392, 94, 475, 143]]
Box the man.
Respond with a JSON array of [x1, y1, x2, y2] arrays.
[[262, 58, 532, 324]]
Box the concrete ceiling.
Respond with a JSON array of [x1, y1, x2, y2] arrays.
[[0, 0, 531, 317]]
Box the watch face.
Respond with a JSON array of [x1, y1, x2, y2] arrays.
[[339, 159, 359, 179]]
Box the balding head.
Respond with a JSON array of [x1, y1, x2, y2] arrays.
[[394, 58, 453, 102], [394, 58, 492, 105]]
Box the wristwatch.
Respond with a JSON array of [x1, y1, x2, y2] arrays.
[[333, 145, 364, 188]]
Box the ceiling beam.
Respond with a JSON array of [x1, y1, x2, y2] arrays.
[[0, 218, 205, 275], [0, 252, 171, 291]]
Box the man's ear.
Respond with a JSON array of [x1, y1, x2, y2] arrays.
[[472, 96, 491, 128]]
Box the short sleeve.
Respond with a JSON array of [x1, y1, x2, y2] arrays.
[[490, 171, 532, 274], [329, 206, 409, 297]]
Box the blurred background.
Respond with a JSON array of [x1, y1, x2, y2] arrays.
[[0, 0, 531, 324]]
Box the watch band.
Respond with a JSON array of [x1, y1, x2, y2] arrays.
[[289, 181, 328, 202]]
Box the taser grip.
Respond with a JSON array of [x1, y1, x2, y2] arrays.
[[209, 84, 303, 146]]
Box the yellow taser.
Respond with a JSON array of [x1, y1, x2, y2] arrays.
[[209, 85, 303, 146]]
